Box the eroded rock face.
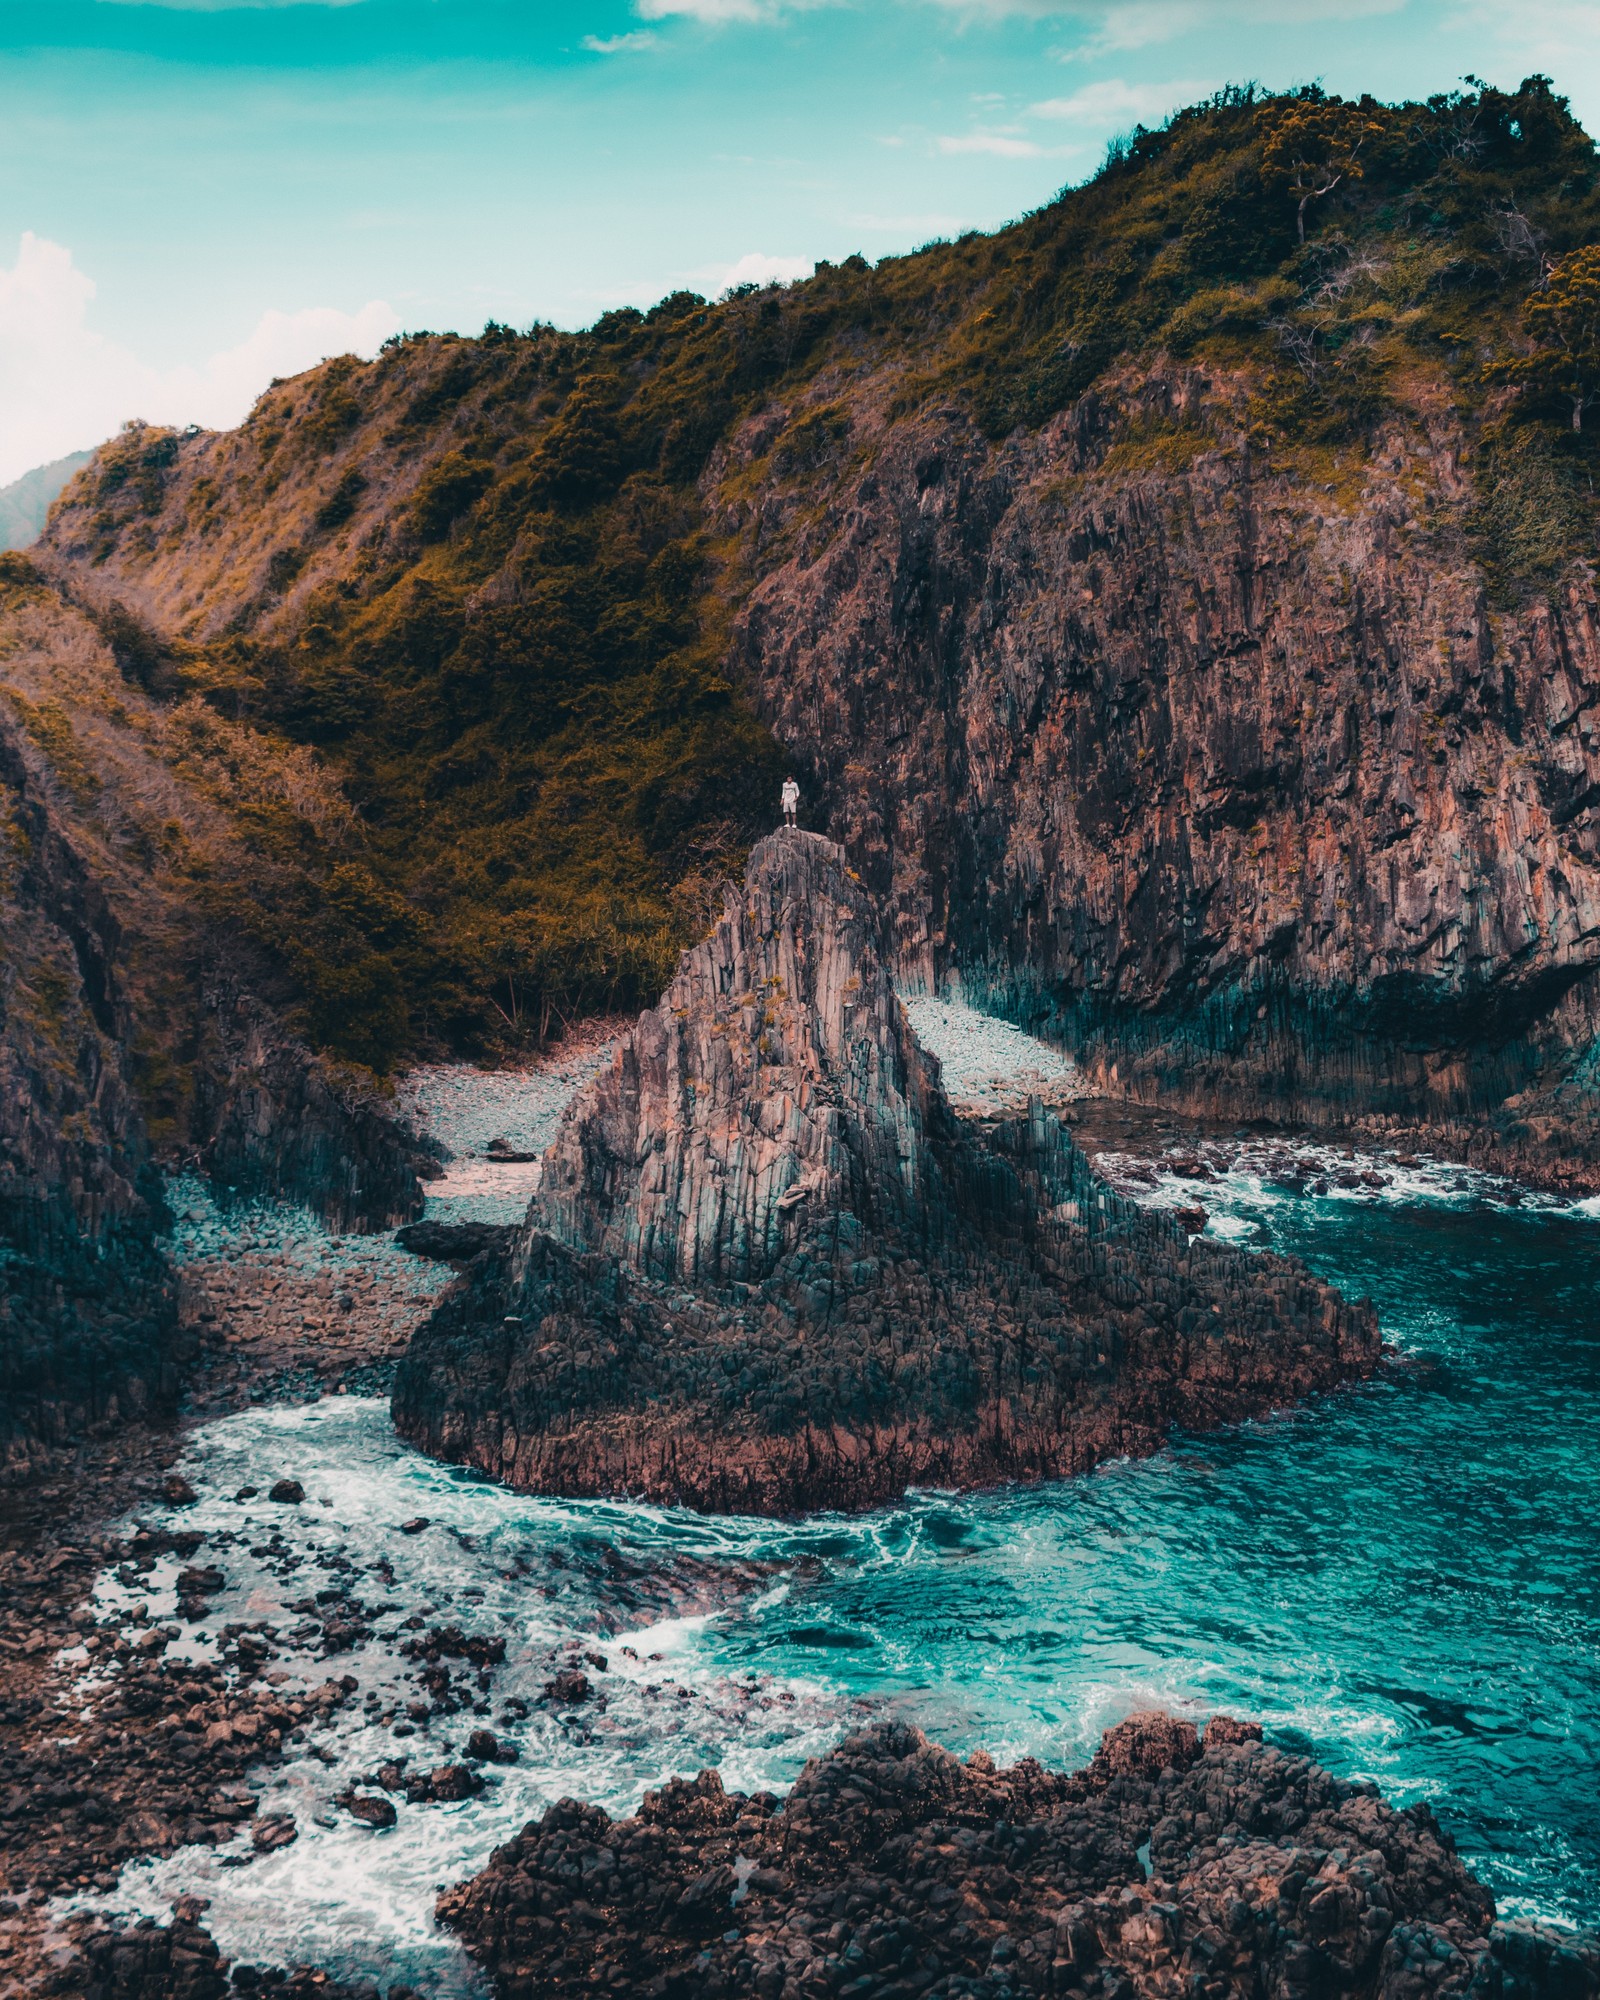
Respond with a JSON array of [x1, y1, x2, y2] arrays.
[[724, 379, 1600, 1184], [392, 832, 1378, 1514], [439, 1709, 1596, 2000], [192, 979, 435, 1234], [0, 710, 180, 1479]]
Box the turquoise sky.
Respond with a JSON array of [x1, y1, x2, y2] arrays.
[[0, 0, 1596, 479]]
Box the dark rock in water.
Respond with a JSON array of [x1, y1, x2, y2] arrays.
[[267, 1479, 304, 1505], [541, 1670, 591, 1708], [398, 1516, 430, 1535], [394, 832, 1379, 1515], [250, 1814, 297, 1852], [59, 1903, 230, 1999], [343, 1792, 397, 1829], [439, 1711, 1598, 2000], [394, 1220, 515, 1264], [161, 1474, 198, 1506], [465, 1726, 517, 1763], [412, 1762, 482, 1803]]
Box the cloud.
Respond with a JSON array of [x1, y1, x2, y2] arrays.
[[704, 251, 815, 290], [1031, 77, 1217, 123], [937, 132, 1055, 156], [581, 29, 661, 51], [0, 232, 397, 486], [635, 0, 779, 19]]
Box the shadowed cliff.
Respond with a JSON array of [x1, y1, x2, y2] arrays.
[[391, 833, 1379, 1513], [0, 563, 434, 1475]]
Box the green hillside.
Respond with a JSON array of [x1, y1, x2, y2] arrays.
[[39, 76, 1600, 1075]]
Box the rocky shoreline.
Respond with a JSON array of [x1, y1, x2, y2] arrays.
[[1, 991, 1596, 1995], [439, 1710, 1599, 2000]]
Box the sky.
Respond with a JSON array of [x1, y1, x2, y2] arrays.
[[1, 0, 1597, 487]]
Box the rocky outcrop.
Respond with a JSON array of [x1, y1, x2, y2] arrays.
[[724, 377, 1600, 1185], [0, 707, 181, 1479], [191, 978, 435, 1234], [439, 1709, 1598, 2000], [392, 832, 1378, 1513]]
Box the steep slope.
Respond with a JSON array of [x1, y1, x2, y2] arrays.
[[391, 833, 1377, 1513], [36, 79, 1600, 1169], [0, 557, 431, 1471], [730, 367, 1600, 1180], [0, 693, 179, 1477]]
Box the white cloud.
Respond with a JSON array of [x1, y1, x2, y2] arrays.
[[1031, 77, 1217, 123], [937, 132, 1055, 156], [0, 232, 398, 487], [705, 251, 815, 290], [636, 0, 778, 19], [581, 29, 661, 51]]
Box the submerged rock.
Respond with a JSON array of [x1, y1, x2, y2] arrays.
[[440, 1710, 1597, 2000], [393, 832, 1379, 1514]]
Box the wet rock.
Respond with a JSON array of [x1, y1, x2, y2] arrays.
[[438, 1713, 1598, 2000], [250, 1815, 297, 1852], [410, 1763, 482, 1804], [397, 1517, 429, 1535], [343, 1792, 397, 1830], [540, 1670, 591, 1708], [267, 1480, 304, 1505], [465, 1728, 517, 1764], [161, 1476, 199, 1506], [401, 1626, 505, 1670], [395, 833, 1379, 1515]]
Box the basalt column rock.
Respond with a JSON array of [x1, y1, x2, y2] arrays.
[[439, 1711, 1598, 2000], [393, 832, 1379, 1514]]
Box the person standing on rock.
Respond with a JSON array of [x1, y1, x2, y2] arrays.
[[781, 776, 800, 827]]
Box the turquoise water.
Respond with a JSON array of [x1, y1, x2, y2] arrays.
[[78, 1169, 1600, 1988], [699, 1187, 1600, 1930]]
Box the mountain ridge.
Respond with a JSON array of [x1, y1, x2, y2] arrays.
[[20, 75, 1600, 1171]]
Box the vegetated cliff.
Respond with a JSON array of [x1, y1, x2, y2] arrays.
[[392, 833, 1377, 1513], [0, 696, 179, 1479], [0, 556, 431, 1470], [440, 1709, 1599, 2000], [731, 372, 1600, 1184], [34, 78, 1600, 1170]]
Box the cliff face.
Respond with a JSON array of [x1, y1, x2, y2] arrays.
[[0, 707, 180, 1478], [441, 1710, 1596, 2000], [392, 833, 1377, 1513], [0, 570, 432, 1471], [29, 83, 1600, 1162], [725, 377, 1600, 1181]]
